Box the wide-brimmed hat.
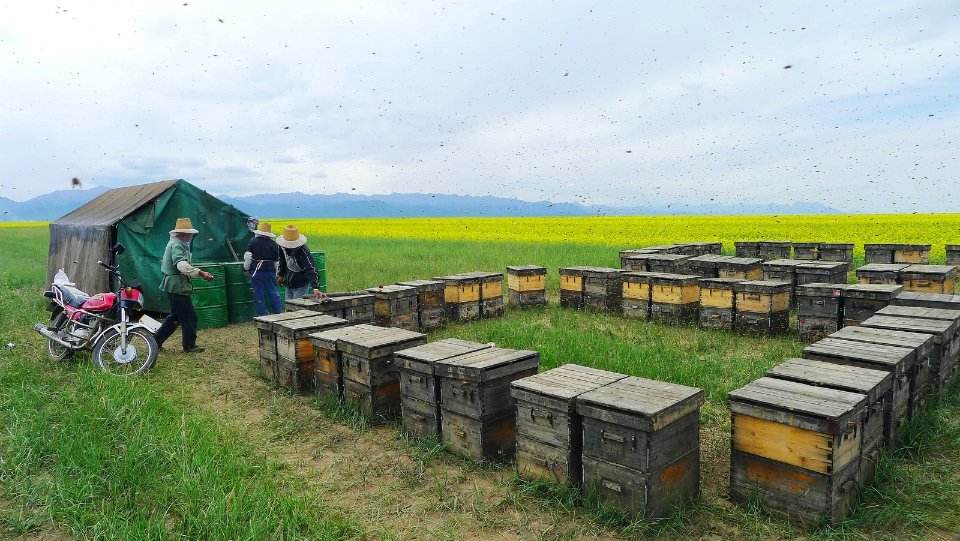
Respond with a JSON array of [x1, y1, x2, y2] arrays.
[[276, 224, 307, 248], [170, 217, 199, 234], [254, 221, 276, 238]]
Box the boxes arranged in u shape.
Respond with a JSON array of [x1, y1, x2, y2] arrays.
[[397, 338, 494, 440], [396, 279, 446, 330], [728, 377, 868, 524], [511, 364, 626, 486], [310, 324, 426, 420], [559, 266, 624, 312], [507, 265, 547, 307], [733, 280, 791, 334], [272, 313, 350, 393], [434, 347, 540, 461], [577, 377, 704, 519]]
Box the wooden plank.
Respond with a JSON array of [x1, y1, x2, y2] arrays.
[[732, 414, 834, 474], [727, 377, 866, 425], [766, 357, 892, 402]]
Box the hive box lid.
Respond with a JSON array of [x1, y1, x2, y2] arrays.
[[324, 294, 375, 307], [900, 264, 958, 276], [820, 242, 854, 249], [434, 347, 540, 381], [273, 314, 348, 337], [733, 280, 792, 292], [579, 266, 624, 277], [619, 249, 659, 256], [861, 315, 952, 343], [843, 284, 903, 298], [286, 297, 321, 310], [366, 284, 418, 298], [456, 271, 503, 280], [892, 291, 960, 309], [699, 277, 745, 288], [866, 243, 930, 249], [716, 257, 762, 267], [803, 337, 916, 371], [337, 325, 427, 358], [831, 324, 934, 351], [309, 323, 382, 350], [650, 273, 701, 285], [766, 358, 892, 404], [728, 377, 866, 433], [622, 271, 672, 283], [576, 376, 704, 432], [856, 263, 910, 272], [645, 254, 692, 262], [510, 364, 627, 410], [876, 305, 960, 326], [433, 274, 480, 283], [506, 265, 546, 274], [254, 309, 317, 330], [395, 338, 494, 374], [762, 259, 809, 269], [796, 261, 848, 271], [396, 279, 443, 289], [688, 254, 731, 263], [796, 283, 847, 297], [757, 240, 791, 246]]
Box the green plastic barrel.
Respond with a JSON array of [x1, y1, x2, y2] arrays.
[[311, 251, 328, 292], [192, 264, 229, 329], [223, 262, 255, 323]]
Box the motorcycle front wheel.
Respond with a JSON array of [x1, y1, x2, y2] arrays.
[[92, 327, 158, 376]]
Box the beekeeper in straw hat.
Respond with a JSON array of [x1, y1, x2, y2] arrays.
[[155, 217, 214, 354], [243, 221, 283, 315], [277, 224, 323, 300]]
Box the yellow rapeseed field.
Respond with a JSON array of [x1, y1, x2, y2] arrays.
[[279, 214, 960, 260]]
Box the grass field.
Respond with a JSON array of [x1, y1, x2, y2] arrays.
[[0, 217, 958, 540]]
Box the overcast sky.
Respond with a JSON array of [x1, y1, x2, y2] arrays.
[[1, 1, 957, 211]]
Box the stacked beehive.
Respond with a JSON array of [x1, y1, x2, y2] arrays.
[[253, 309, 317, 382], [621, 272, 659, 319], [762, 259, 808, 301], [716, 257, 763, 280], [864, 243, 931, 264], [796, 261, 848, 286], [856, 264, 907, 285], [728, 377, 867, 524], [273, 314, 349, 393], [338, 325, 427, 420], [899, 265, 958, 294], [310, 324, 384, 402], [577, 377, 704, 518], [644, 254, 692, 274], [462, 271, 505, 318], [619, 250, 657, 270], [396, 279, 446, 330], [733, 280, 791, 334], [366, 285, 419, 331], [864, 306, 960, 394], [286, 293, 376, 323], [511, 365, 626, 486], [842, 284, 903, 326], [791, 242, 854, 266], [506, 265, 547, 307], [796, 283, 846, 340], [699, 278, 741, 330], [397, 338, 493, 439], [435, 347, 540, 460], [947, 245, 960, 266], [792, 242, 820, 260], [736, 241, 790, 260], [560, 267, 624, 312], [650, 274, 700, 323], [684, 254, 728, 278], [434, 274, 481, 321]]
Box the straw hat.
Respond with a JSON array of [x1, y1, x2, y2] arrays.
[[276, 224, 307, 248], [170, 217, 199, 234], [254, 221, 276, 238]]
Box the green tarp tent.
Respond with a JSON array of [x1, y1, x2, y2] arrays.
[[48, 179, 253, 313]]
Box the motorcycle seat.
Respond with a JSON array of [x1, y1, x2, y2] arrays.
[[54, 284, 90, 307], [82, 293, 117, 312]]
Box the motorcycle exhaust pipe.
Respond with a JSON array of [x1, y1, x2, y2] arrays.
[[33, 322, 75, 349]]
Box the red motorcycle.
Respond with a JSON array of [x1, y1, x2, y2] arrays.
[[34, 243, 158, 375]]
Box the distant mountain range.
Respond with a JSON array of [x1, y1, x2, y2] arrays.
[[0, 186, 839, 221]]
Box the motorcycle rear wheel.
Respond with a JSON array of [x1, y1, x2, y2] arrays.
[[92, 327, 158, 376], [46, 312, 72, 361]]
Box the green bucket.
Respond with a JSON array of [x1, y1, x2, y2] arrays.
[[192, 264, 228, 329], [223, 262, 255, 323], [311, 251, 327, 292]]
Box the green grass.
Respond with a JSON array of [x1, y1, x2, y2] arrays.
[[0, 224, 958, 540]]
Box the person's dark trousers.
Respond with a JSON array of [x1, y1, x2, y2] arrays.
[[154, 293, 198, 351], [251, 271, 283, 315]]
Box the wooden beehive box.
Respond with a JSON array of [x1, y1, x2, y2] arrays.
[[458, 271, 505, 318], [396, 338, 494, 440], [947, 244, 960, 267], [864, 244, 896, 264], [685, 254, 729, 278], [893, 244, 931, 264], [762, 259, 808, 301], [830, 324, 935, 416], [733, 280, 791, 334], [511, 365, 627, 486], [765, 357, 891, 486], [620, 253, 656, 272], [856, 263, 908, 285], [559, 266, 589, 309], [796, 283, 846, 340], [716, 257, 763, 280], [861, 315, 953, 395], [803, 337, 914, 446], [650, 274, 700, 323], [728, 377, 866, 524], [819, 243, 854, 264], [683, 242, 723, 256], [619, 249, 658, 269], [892, 291, 960, 310], [285, 297, 322, 313], [842, 284, 902, 326], [506, 265, 547, 307], [698, 278, 741, 330], [645, 244, 687, 254], [734, 241, 760, 258], [756, 241, 791, 261], [645, 254, 693, 274], [338, 325, 427, 421], [336, 294, 376, 323], [366, 285, 419, 331], [796, 261, 849, 286], [310, 324, 384, 402], [899, 264, 958, 294], [396, 279, 446, 331], [434, 274, 481, 321], [576, 377, 704, 519], [792, 242, 820, 260], [873, 306, 960, 390], [581, 267, 625, 312], [435, 347, 540, 460], [273, 314, 350, 393], [253, 309, 317, 382], [621, 272, 662, 319]]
